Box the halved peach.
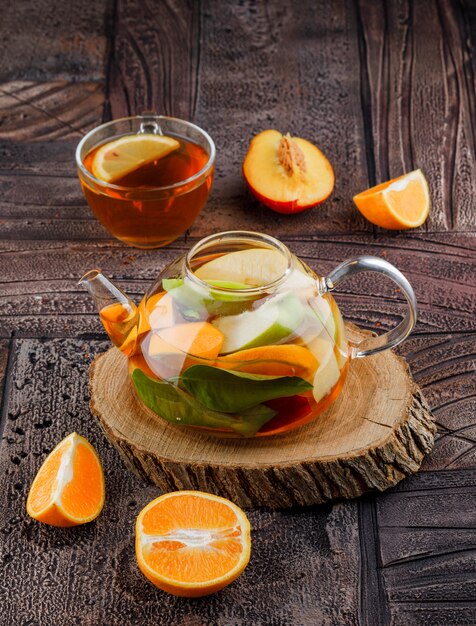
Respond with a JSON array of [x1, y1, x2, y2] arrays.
[[243, 130, 334, 214]]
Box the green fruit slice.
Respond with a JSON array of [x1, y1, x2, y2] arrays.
[[163, 278, 250, 291], [195, 248, 290, 286], [162, 277, 256, 316], [213, 292, 304, 354], [295, 295, 335, 344], [331, 301, 348, 368], [206, 279, 251, 290], [308, 336, 341, 403]]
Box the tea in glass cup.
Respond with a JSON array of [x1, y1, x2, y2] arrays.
[[76, 115, 215, 248]]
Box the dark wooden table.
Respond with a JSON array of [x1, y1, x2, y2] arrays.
[[1, 1, 475, 625]]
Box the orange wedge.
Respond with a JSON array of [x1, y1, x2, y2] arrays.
[[353, 169, 430, 229], [135, 491, 251, 597], [26, 432, 105, 527], [92, 134, 180, 183]]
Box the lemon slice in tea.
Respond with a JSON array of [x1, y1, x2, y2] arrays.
[[91, 134, 180, 183]]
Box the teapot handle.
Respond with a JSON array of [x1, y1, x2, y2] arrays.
[[319, 256, 417, 359]]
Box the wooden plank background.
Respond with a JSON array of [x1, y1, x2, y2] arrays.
[[0, 1, 475, 624]]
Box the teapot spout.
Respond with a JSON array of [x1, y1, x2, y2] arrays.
[[79, 269, 139, 355]]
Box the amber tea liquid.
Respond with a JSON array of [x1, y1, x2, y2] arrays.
[[81, 134, 212, 248]]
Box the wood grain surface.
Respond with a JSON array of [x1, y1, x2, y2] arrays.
[[0, 81, 104, 141], [89, 330, 435, 508], [357, 0, 476, 232], [0, 0, 475, 624], [0, 337, 361, 626]]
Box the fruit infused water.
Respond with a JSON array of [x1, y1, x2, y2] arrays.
[[76, 116, 215, 248], [99, 240, 349, 438]]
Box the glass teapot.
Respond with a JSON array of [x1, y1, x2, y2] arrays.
[[80, 231, 417, 438]]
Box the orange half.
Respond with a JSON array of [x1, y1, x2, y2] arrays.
[[135, 491, 251, 597], [26, 432, 105, 527], [353, 169, 430, 229]]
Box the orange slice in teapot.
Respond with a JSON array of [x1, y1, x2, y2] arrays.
[[218, 344, 318, 380]]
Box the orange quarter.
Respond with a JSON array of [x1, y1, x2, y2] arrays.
[[353, 169, 430, 229], [26, 432, 105, 527]]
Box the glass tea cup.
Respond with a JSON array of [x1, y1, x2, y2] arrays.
[[76, 114, 215, 249]]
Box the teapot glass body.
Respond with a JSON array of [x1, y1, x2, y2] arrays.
[[81, 231, 417, 438]]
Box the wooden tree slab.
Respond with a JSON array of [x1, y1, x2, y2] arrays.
[[89, 326, 436, 508]]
